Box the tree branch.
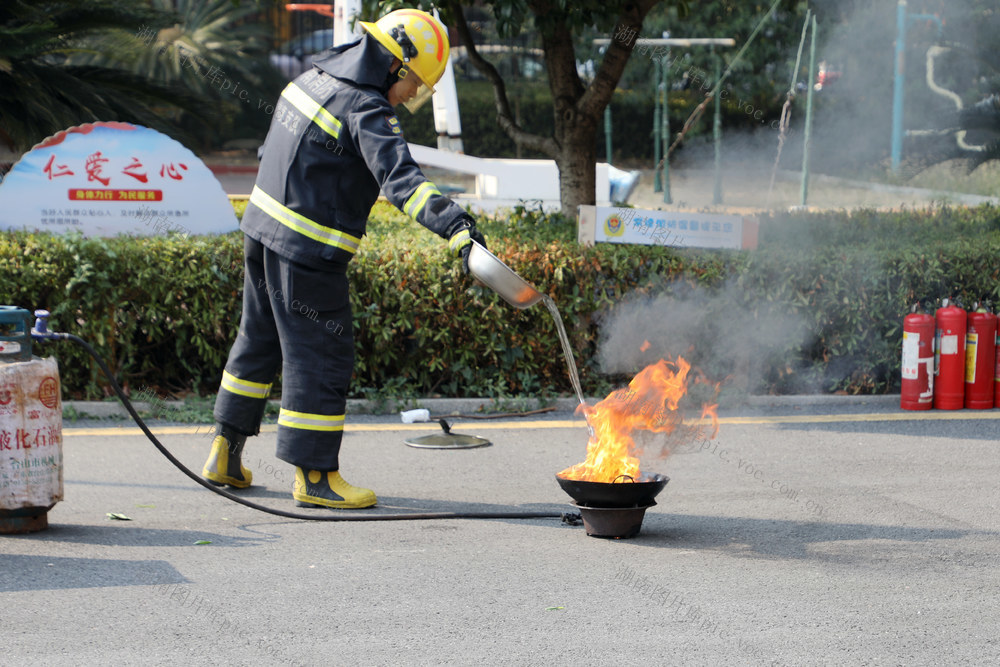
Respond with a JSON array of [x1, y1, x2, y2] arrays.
[[0, 125, 14, 151], [445, 0, 558, 157], [577, 0, 661, 119], [527, 0, 583, 107]]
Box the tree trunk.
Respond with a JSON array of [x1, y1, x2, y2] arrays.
[[555, 115, 598, 218], [534, 0, 660, 216], [533, 1, 592, 217], [449, 0, 661, 216]]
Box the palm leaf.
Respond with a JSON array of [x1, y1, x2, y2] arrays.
[[0, 0, 282, 154]]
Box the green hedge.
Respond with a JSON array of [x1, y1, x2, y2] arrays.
[[2, 202, 1000, 400], [0, 231, 245, 399]]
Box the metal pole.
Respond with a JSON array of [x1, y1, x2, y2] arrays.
[[604, 106, 613, 163], [713, 47, 723, 204], [662, 52, 672, 204], [654, 57, 662, 192], [800, 15, 817, 206], [891, 0, 908, 172]]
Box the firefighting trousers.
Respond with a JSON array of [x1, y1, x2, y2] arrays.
[[213, 235, 354, 471]]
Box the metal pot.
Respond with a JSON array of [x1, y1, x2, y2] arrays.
[[555, 473, 669, 508], [467, 242, 544, 309]]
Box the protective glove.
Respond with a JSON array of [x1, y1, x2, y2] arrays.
[[448, 216, 487, 275], [460, 228, 486, 275]]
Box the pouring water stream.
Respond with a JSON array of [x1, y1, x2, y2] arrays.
[[540, 296, 597, 439], [541, 295, 586, 406], [464, 242, 589, 426]]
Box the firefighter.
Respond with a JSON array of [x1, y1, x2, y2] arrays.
[[202, 9, 485, 509]]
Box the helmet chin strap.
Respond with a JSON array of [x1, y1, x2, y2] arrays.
[[380, 56, 409, 95], [380, 66, 399, 96]]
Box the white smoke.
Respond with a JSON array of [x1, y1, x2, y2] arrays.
[[596, 279, 822, 401]]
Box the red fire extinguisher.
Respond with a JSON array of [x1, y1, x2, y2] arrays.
[[965, 303, 996, 409], [995, 325, 1000, 408], [935, 298, 967, 410], [900, 303, 935, 410]]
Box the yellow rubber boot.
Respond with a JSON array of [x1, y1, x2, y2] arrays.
[[293, 468, 376, 509], [201, 435, 252, 488]]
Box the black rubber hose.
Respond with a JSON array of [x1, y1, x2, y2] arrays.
[[50, 333, 575, 524]]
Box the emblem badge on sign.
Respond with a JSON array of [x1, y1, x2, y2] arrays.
[[603, 214, 624, 237]]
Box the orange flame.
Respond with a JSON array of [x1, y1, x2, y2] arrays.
[[558, 356, 719, 483]]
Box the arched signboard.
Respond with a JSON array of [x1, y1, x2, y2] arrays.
[[0, 122, 239, 237]]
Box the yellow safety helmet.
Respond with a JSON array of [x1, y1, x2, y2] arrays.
[[360, 8, 450, 113]]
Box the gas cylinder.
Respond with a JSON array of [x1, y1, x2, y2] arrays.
[[965, 304, 996, 409], [934, 299, 967, 410], [995, 327, 1000, 408], [0, 307, 63, 534], [900, 304, 935, 410]]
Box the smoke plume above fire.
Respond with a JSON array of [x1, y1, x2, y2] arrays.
[[596, 280, 819, 398]]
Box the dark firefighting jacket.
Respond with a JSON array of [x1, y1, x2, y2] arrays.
[[241, 34, 472, 270]]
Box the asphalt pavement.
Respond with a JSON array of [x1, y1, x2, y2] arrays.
[[2, 398, 999, 666]]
